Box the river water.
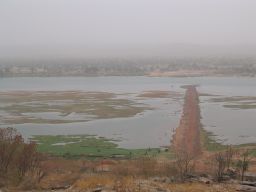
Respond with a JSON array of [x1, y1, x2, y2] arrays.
[[0, 76, 255, 148]]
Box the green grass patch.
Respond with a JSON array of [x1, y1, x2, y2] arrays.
[[223, 104, 256, 109], [249, 148, 256, 157], [210, 96, 256, 103], [32, 135, 167, 159], [208, 96, 256, 109]]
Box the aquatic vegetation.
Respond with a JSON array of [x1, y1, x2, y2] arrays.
[[32, 135, 163, 159], [209, 96, 256, 109], [0, 91, 152, 124]]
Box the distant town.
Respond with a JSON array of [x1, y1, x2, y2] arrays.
[[1, 56, 256, 77]]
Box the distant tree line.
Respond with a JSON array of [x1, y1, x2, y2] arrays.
[[0, 56, 255, 77]]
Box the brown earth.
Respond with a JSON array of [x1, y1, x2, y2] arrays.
[[137, 90, 182, 98], [172, 85, 201, 157], [24, 158, 239, 192]]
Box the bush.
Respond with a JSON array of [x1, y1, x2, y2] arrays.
[[0, 127, 43, 187], [212, 152, 226, 182], [174, 150, 195, 182], [236, 149, 250, 181], [135, 157, 157, 177]]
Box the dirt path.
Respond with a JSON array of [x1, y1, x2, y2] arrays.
[[172, 85, 201, 157]]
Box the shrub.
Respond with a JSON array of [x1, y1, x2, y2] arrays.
[[212, 152, 226, 182], [0, 127, 43, 187], [174, 150, 195, 182], [236, 149, 251, 181]]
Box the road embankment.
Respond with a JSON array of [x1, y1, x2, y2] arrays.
[[172, 85, 201, 156]]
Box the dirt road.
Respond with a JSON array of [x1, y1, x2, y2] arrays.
[[172, 85, 201, 156]]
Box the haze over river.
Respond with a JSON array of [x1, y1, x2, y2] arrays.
[[0, 76, 255, 148]]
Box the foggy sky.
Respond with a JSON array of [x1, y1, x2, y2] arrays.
[[0, 0, 256, 58]]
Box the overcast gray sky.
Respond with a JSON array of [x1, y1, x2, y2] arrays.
[[0, 0, 256, 58]]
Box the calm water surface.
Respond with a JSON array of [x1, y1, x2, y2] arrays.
[[0, 76, 256, 148]]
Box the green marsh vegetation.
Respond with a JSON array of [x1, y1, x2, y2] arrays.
[[31, 135, 166, 159], [0, 91, 152, 124], [209, 96, 256, 109]]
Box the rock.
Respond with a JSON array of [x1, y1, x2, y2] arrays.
[[245, 173, 256, 182], [156, 187, 170, 192], [222, 175, 231, 181], [152, 176, 171, 183], [50, 184, 71, 190], [237, 185, 256, 192], [227, 179, 240, 184], [199, 173, 208, 177], [186, 174, 197, 179], [241, 181, 256, 187], [226, 168, 238, 178], [92, 187, 103, 192], [198, 177, 212, 184]]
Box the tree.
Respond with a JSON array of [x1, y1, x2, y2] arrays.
[[174, 150, 194, 182], [0, 127, 23, 174], [225, 145, 235, 170], [0, 127, 43, 185], [213, 152, 226, 182], [236, 149, 250, 181], [16, 141, 40, 179]]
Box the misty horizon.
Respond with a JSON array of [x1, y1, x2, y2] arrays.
[[1, 0, 256, 59], [1, 43, 256, 59]]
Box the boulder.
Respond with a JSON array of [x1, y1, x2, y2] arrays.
[[244, 173, 256, 182], [92, 187, 103, 192], [237, 185, 256, 192], [241, 181, 256, 187]]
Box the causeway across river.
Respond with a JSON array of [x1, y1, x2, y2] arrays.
[[172, 85, 201, 156]]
